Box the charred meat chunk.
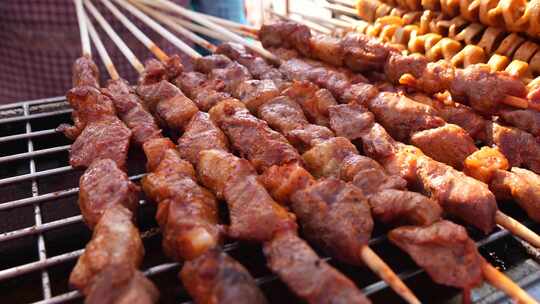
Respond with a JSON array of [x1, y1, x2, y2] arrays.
[[264, 231, 371, 304], [78, 159, 139, 229], [389, 220, 484, 289], [181, 249, 268, 304]]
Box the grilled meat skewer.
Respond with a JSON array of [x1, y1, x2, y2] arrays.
[[259, 21, 540, 126], [136, 56, 368, 303], [62, 55, 158, 303], [176, 50, 489, 295]]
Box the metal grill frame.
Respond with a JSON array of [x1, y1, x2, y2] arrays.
[[0, 96, 538, 304]]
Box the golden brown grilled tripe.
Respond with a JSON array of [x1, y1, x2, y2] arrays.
[[365, 0, 540, 39]]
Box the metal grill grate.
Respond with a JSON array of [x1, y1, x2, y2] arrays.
[[1, 96, 539, 304]]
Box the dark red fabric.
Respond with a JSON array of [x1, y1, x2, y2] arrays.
[[0, 0, 190, 104]]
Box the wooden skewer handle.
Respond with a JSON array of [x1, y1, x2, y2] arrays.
[[360, 246, 421, 304], [496, 211, 540, 248], [482, 261, 538, 304]]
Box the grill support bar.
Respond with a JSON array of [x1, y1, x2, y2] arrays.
[[0, 96, 538, 304], [24, 103, 53, 300]]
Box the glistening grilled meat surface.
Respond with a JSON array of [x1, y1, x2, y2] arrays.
[[197, 149, 298, 241], [69, 205, 144, 295], [134, 59, 268, 303], [64, 56, 158, 303], [104, 78, 162, 145], [291, 178, 374, 265], [389, 220, 484, 289], [264, 231, 372, 304], [260, 21, 540, 133], [142, 142, 221, 261], [78, 159, 139, 229], [181, 249, 269, 304], [212, 42, 494, 295], [69, 116, 131, 170]]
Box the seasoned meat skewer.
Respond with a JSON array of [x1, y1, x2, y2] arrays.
[[62, 6, 158, 303], [57, 55, 131, 170], [83, 5, 268, 303], [259, 22, 540, 124], [180, 53, 464, 303], [255, 43, 540, 241], [187, 50, 492, 296], [211, 42, 496, 233], [190, 35, 534, 300], [135, 54, 370, 304], [98, 2, 368, 299]]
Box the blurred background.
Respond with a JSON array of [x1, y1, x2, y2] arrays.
[[0, 0, 330, 104]]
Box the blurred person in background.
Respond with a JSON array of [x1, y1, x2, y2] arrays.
[[0, 0, 247, 104]]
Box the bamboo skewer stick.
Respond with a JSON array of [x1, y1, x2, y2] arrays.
[[86, 14, 120, 80], [175, 13, 258, 38], [134, 0, 259, 35], [84, 0, 144, 74], [131, 2, 217, 52], [296, 12, 355, 28], [269, 10, 334, 34], [322, 1, 359, 15], [496, 211, 540, 248], [180, 14, 540, 303], [331, 0, 356, 6], [131, 1, 258, 38], [134, 0, 279, 63], [100, 0, 169, 62], [482, 262, 538, 304], [140, 15, 421, 304], [360, 246, 421, 304], [74, 0, 91, 56], [113, 0, 201, 59]]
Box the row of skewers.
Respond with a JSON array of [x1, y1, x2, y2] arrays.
[[60, 0, 540, 303]]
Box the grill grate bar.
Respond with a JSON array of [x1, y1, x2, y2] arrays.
[[0, 199, 148, 243], [25, 104, 52, 299], [0, 173, 144, 211], [0, 109, 72, 124], [0, 249, 84, 281], [0, 129, 57, 144], [0, 188, 79, 212], [2, 96, 538, 304], [0, 226, 162, 282], [0, 166, 74, 187], [0, 96, 66, 111], [0, 215, 83, 242], [363, 269, 424, 296], [32, 291, 81, 304], [0, 145, 70, 164]]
